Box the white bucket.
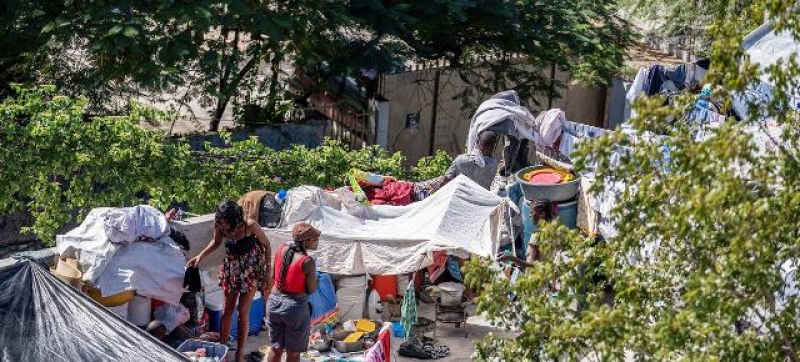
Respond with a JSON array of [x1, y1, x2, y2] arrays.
[[128, 295, 152, 327], [108, 303, 129, 320], [438, 282, 466, 306], [336, 276, 367, 321]]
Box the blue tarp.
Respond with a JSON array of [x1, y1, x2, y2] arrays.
[[309, 272, 338, 325]]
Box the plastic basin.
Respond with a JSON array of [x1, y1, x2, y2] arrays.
[[515, 165, 580, 202]]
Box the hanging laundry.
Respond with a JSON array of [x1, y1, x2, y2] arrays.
[[644, 65, 665, 96], [465, 90, 537, 153], [626, 67, 648, 103], [400, 280, 417, 340], [663, 64, 688, 91], [558, 132, 580, 159]]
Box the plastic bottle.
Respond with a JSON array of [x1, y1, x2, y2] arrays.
[[368, 289, 382, 321], [275, 189, 287, 205]]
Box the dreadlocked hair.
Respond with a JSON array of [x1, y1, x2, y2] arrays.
[[278, 241, 308, 292]]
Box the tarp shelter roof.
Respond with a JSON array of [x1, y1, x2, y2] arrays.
[[0, 260, 189, 362], [264, 175, 504, 275], [743, 11, 800, 88]]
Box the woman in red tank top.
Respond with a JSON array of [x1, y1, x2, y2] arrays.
[[266, 222, 320, 362]]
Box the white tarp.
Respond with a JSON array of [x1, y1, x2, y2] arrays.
[[265, 175, 504, 275], [56, 207, 185, 304], [743, 16, 800, 87]]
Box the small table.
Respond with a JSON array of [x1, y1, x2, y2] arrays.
[[434, 301, 469, 338]]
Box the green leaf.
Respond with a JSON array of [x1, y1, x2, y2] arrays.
[[107, 25, 124, 36], [41, 22, 57, 34], [123, 26, 139, 38]]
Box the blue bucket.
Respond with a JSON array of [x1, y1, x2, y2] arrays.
[[392, 321, 405, 338]]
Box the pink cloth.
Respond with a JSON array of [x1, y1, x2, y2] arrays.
[[426, 251, 448, 282], [365, 326, 392, 362]]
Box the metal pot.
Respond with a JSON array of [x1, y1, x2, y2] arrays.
[[309, 339, 332, 352], [334, 340, 364, 353]]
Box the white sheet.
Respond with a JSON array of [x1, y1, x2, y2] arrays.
[[465, 90, 538, 153], [265, 175, 504, 275], [57, 208, 119, 282], [743, 19, 800, 88], [57, 207, 186, 304], [94, 236, 186, 304]]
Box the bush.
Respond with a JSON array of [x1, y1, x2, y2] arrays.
[[0, 86, 453, 244]]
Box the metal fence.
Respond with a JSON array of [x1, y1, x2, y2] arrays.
[[288, 103, 376, 150]]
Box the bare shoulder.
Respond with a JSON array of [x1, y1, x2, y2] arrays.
[[302, 257, 316, 272]]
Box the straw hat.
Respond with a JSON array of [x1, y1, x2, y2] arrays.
[[50, 258, 82, 288]]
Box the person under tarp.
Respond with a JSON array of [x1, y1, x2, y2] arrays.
[[0, 260, 190, 362]]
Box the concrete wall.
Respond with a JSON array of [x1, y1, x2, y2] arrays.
[[182, 120, 328, 151], [380, 66, 608, 164], [172, 214, 221, 277]]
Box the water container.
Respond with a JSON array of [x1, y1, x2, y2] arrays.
[[205, 290, 224, 333], [372, 275, 398, 301], [128, 295, 152, 327], [521, 198, 578, 257], [337, 276, 367, 322], [204, 290, 264, 337], [275, 189, 287, 205]]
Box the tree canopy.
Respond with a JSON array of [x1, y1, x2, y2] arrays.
[[1, 0, 631, 130], [467, 1, 800, 360]]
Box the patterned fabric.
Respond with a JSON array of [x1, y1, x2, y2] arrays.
[[400, 279, 417, 340], [220, 244, 268, 295]]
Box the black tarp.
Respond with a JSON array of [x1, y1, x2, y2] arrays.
[[0, 260, 190, 361]]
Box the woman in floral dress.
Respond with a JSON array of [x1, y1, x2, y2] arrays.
[[187, 200, 270, 362]]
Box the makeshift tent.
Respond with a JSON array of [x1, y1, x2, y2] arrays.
[[265, 175, 504, 275], [0, 260, 190, 362]]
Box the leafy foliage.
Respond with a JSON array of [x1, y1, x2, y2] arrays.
[[467, 1, 800, 360], [0, 86, 451, 244], [620, 0, 757, 52]]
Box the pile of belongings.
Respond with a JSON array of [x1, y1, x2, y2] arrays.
[[56, 205, 186, 305]]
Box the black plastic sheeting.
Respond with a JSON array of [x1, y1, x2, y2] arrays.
[[0, 260, 190, 362]]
